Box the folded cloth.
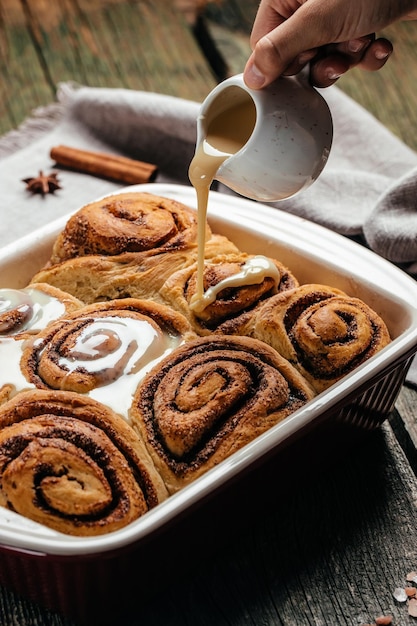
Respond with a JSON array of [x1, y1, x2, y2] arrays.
[[364, 166, 417, 266], [1, 81, 417, 383], [0, 84, 200, 247]]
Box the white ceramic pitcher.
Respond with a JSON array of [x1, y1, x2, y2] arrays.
[[194, 73, 333, 202]]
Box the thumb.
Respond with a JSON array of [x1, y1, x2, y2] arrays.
[[243, 2, 340, 88]]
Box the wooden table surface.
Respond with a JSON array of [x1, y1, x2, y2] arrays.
[[1, 2, 417, 625]]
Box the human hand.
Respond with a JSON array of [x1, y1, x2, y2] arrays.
[[301, 35, 394, 88], [243, 0, 417, 89]]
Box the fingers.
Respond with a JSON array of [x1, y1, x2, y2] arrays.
[[309, 36, 393, 87], [244, 36, 289, 89], [356, 37, 393, 70], [244, 1, 336, 88], [243, 0, 396, 90], [281, 49, 319, 77], [244, 33, 394, 90], [308, 54, 351, 88]]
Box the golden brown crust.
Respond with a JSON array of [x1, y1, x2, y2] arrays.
[[130, 334, 315, 493], [32, 233, 241, 306], [0, 389, 168, 536], [239, 284, 392, 392], [31, 249, 197, 305], [47, 191, 208, 266], [200, 234, 241, 259], [0, 384, 14, 406]]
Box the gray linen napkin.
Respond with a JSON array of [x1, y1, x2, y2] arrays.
[[1, 82, 417, 383], [0, 83, 200, 247]]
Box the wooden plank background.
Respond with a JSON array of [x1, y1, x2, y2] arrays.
[[0, 0, 217, 135], [2, 0, 417, 153]]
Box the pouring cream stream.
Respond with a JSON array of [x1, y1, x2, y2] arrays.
[[188, 93, 280, 310]]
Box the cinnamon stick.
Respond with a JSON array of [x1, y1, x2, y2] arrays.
[[50, 145, 158, 184]]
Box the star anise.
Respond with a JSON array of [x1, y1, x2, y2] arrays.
[[22, 170, 62, 196]]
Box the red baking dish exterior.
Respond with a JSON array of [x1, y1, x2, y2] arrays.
[[0, 183, 416, 624]]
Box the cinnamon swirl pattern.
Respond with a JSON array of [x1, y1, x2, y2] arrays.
[[47, 191, 206, 266], [160, 253, 298, 335], [0, 389, 168, 536], [131, 335, 315, 493], [242, 284, 391, 392], [20, 299, 195, 419]]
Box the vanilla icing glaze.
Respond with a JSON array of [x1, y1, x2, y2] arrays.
[[0, 288, 184, 421], [189, 255, 281, 313], [37, 315, 183, 420], [189, 96, 256, 308], [188, 103, 280, 313], [0, 288, 67, 335], [0, 338, 35, 395], [0, 288, 71, 399]]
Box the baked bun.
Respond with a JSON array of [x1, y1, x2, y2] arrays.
[[31, 234, 241, 305], [0, 284, 83, 405], [160, 252, 298, 335], [46, 191, 206, 266], [20, 298, 195, 419], [131, 334, 315, 493], [230, 283, 391, 392], [0, 389, 168, 536]]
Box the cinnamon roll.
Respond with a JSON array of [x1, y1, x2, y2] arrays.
[[20, 298, 195, 419], [31, 235, 241, 306], [242, 284, 392, 392], [46, 191, 208, 266], [160, 253, 298, 335], [31, 249, 196, 305], [0, 389, 168, 536], [131, 335, 315, 493]]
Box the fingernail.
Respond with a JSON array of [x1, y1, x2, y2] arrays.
[[244, 63, 266, 89], [326, 69, 342, 80], [348, 39, 367, 53], [374, 49, 390, 60]]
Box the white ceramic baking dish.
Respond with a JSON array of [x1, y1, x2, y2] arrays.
[[0, 183, 416, 623]]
